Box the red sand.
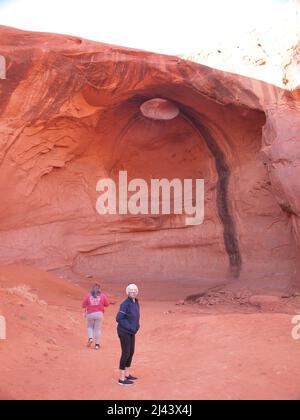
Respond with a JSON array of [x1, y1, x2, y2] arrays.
[[1, 264, 300, 400]]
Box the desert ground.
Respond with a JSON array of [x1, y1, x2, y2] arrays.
[[1, 264, 300, 400]]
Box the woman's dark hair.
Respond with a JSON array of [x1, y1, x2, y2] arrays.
[[91, 284, 101, 298]]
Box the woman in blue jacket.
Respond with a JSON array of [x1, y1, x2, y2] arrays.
[[116, 284, 140, 386]]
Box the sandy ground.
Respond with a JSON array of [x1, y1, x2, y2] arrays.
[[1, 264, 300, 400]]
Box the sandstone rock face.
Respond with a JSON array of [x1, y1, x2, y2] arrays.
[[0, 26, 299, 288]]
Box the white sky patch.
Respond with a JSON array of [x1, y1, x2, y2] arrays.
[[0, 0, 291, 54]]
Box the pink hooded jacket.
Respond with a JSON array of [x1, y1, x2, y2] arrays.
[[82, 293, 110, 314]]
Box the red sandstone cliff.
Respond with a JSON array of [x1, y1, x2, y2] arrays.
[[0, 25, 299, 289]]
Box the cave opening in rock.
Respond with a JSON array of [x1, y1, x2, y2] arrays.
[[1, 33, 298, 291], [140, 98, 180, 121]]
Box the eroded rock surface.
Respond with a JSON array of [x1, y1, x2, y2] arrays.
[[0, 26, 299, 288]]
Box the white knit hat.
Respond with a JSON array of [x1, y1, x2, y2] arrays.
[[126, 284, 139, 295]]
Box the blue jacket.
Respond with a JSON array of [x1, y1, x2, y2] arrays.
[[116, 298, 140, 335]]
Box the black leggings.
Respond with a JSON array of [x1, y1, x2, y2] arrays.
[[118, 330, 135, 370]]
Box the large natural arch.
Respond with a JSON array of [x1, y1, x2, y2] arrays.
[[0, 26, 299, 291]]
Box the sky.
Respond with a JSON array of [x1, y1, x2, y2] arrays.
[[0, 0, 292, 54]]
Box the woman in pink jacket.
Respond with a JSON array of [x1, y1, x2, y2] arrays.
[[82, 283, 110, 350]]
